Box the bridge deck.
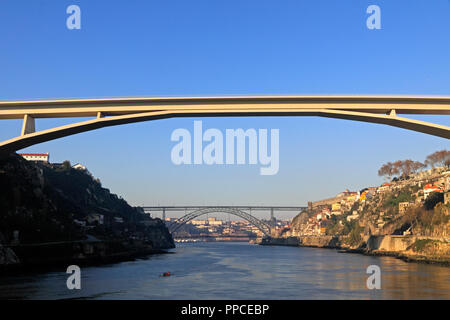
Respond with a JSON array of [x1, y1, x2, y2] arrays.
[[1, 96, 448, 152], [142, 206, 307, 211], [1, 95, 450, 119]]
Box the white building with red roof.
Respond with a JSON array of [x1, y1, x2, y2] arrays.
[[423, 183, 442, 199], [18, 153, 49, 163]]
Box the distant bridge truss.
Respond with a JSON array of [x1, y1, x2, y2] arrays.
[[143, 206, 307, 237]]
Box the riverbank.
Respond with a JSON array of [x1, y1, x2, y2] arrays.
[[260, 235, 450, 267], [0, 238, 172, 274]]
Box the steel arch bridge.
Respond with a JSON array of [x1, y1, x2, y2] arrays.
[[168, 207, 272, 237]]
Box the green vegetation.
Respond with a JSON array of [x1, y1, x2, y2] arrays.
[[346, 222, 363, 246], [412, 239, 435, 252], [342, 220, 356, 235], [325, 216, 341, 236], [61, 160, 71, 171], [0, 155, 81, 243], [382, 187, 417, 210], [0, 154, 154, 244], [413, 204, 450, 233]]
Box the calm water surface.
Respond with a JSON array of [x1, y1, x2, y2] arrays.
[[0, 242, 449, 299]]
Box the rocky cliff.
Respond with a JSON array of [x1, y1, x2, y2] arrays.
[[0, 153, 174, 268], [0, 243, 19, 266], [271, 169, 450, 265]]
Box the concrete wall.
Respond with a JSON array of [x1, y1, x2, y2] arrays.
[[298, 235, 341, 248], [366, 235, 417, 252]]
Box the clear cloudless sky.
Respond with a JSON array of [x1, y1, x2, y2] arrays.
[[0, 1, 449, 219]]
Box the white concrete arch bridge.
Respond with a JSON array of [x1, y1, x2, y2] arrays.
[[0, 95, 449, 153]]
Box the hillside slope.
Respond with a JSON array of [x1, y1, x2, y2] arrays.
[[0, 153, 174, 267]]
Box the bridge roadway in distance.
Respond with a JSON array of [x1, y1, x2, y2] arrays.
[[142, 206, 307, 211]]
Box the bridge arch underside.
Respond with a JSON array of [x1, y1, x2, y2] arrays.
[[0, 107, 449, 152], [169, 207, 271, 237]]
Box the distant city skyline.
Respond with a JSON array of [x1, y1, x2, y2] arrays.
[[0, 1, 449, 219]]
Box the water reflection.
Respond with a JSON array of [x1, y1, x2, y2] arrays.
[[0, 243, 448, 299]]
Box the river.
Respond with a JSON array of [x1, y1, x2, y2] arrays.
[[0, 242, 449, 299]]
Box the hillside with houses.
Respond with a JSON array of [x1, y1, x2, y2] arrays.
[[0, 153, 174, 269], [268, 150, 450, 264]]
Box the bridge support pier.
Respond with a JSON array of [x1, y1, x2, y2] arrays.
[[21, 114, 35, 136]]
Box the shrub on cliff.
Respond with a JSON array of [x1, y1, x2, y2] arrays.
[[412, 239, 434, 252], [61, 160, 71, 171], [411, 239, 450, 257], [343, 221, 363, 246], [382, 188, 415, 212]]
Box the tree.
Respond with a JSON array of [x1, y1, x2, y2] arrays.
[[378, 162, 393, 181], [437, 150, 450, 167], [62, 160, 71, 171], [378, 163, 389, 180], [392, 160, 402, 178], [425, 150, 450, 169], [379, 159, 426, 182], [398, 159, 425, 178], [381, 161, 400, 181], [411, 161, 426, 173]]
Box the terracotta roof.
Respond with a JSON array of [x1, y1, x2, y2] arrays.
[[19, 153, 49, 157]]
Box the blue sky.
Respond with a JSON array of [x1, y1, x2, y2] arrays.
[[0, 1, 449, 219]]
